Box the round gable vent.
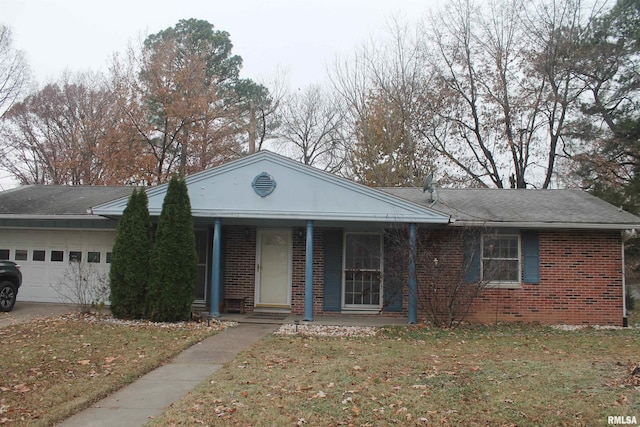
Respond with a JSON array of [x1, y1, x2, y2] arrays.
[[252, 172, 277, 197]]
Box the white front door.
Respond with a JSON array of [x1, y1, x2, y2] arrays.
[[255, 229, 292, 309]]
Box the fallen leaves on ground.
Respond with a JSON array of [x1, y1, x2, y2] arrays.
[[0, 312, 229, 426], [150, 323, 640, 427]]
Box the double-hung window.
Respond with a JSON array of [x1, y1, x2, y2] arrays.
[[343, 233, 383, 308], [482, 233, 520, 285]]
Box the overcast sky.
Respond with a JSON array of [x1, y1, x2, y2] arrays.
[[0, 0, 442, 189], [1, 0, 440, 89]]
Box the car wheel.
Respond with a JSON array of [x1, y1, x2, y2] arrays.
[[0, 281, 17, 312]]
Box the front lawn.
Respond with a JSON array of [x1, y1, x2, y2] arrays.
[[151, 323, 640, 426], [0, 313, 222, 426]]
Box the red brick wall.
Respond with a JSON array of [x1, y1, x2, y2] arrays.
[[221, 226, 325, 315], [410, 228, 466, 323], [223, 227, 256, 313], [221, 226, 624, 325], [400, 228, 623, 326], [291, 229, 325, 315], [465, 230, 623, 326]]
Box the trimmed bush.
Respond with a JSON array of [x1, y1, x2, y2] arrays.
[[146, 177, 197, 322], [109, 188, 152, 319]]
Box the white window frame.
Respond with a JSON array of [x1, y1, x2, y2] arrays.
[[481, 232, 522, 289], [342, 232, 384, 311]]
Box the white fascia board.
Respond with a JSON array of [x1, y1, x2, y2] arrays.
[[0, 214, 107, 220], [450, 220, 640, 230], [188, 209, 452, 224], [96, 205, 451, 224]]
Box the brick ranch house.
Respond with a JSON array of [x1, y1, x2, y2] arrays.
[[1, 151, 638, 325]]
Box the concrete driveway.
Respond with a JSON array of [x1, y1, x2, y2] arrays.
[[0, 301, 75, 329]]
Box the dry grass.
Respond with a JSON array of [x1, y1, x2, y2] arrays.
[[151, 323, 640, 427], [0, 313, 221, 426]]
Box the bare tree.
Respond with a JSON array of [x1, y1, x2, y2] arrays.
[[275, 84, 348, 173], [53, 260, 110, 314], [330, 1, 603, 189], [331, 18, 438, 185], [385, 226, 498, 328], [415, 0, 599, 188], [566, 0, 640, 210], [0, 72, 126, 185], [0, 25, 30, 119]]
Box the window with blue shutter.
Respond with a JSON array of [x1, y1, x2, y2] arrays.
[[521, 231, 540, 283], [482, 233, 520, 282], [464, 230, 540, 285], [463, 232, 481, 283]]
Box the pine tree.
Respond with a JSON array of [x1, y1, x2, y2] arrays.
[[146, 176, 197, 322], [109, 188, 152, 318]]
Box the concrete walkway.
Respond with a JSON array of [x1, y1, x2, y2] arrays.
[[57, 323, 278, 427]]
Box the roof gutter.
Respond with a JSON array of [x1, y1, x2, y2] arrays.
[[188, 210, 452, 224], [92, 208, 453, 224], [449, 220, 640, 230], [0, 214, 109, 220]]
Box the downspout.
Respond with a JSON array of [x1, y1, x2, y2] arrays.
[[622, 237, 627, 327], [621, 229, 637, 327]]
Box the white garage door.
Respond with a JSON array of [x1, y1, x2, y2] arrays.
[[0, 229, 116, 303]]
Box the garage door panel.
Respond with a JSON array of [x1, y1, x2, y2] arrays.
[[0, 229, 116, 303]]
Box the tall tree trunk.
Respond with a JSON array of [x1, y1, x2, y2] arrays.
[[248, 100, 256, 154]]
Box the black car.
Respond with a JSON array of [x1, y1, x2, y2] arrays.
[[0, 260, 22, 312]]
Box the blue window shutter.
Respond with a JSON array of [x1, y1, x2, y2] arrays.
[[522, 231, 540, 283], [383, 243, 403, 312], [323, 230, 343, 311], [463, 232, 481, 283], [384, 282, 403, 311]]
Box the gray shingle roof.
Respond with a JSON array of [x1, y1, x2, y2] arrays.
[[2, 184, 639, 229], [382, 188, 640, 229], [0, 185, 135, 216]]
